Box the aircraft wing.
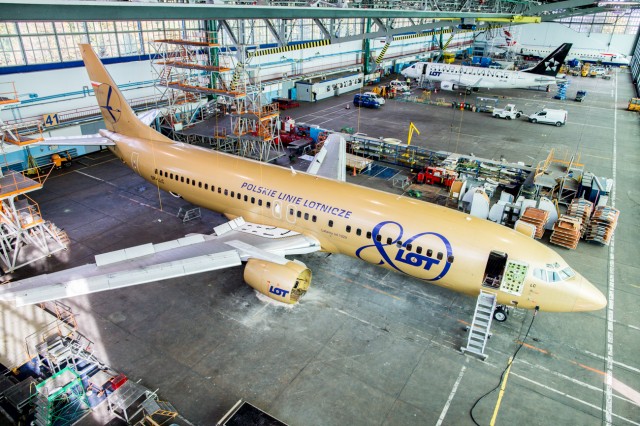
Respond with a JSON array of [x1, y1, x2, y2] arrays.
[[305, 133, 347, 181], [0, 217, 321, 306], [469, 77, 484, 88]]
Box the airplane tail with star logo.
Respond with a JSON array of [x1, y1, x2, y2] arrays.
[[524, 43, 572, 77], [79, 44, 171, 143]]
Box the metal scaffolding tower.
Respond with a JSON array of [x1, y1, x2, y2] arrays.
[[0, 85, 69, 273], [152, 32, 285, 162], [151, 30, 227, 132], [215, 45, 286, 162], [33, 367, 91, 426]]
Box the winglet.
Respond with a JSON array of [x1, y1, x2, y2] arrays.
[[79, 44, 171, 143], [305, 134, 346, 181]]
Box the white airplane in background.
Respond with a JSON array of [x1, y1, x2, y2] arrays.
[[0, 44, 607, 321], [500, 29, 630, 67], [401, 43, 572, 93]]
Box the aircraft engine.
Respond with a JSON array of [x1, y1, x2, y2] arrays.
[[440, 81, 456, 91], [243, 259, 312, 304]]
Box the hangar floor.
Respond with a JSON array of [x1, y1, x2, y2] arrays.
[[8, 70, 640, 425]]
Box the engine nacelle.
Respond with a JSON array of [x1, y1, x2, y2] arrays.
[[244, 259, 312, 304], [440, 81, 456, 91]]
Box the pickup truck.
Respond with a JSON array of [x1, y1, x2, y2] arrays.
[[492, 104, 523, 120]]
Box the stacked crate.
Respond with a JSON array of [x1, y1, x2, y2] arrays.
[[566, 198, 593, 237], [520, 207, 549, 239], [550, 215, 582, 249], [585, 206, 620, 245]]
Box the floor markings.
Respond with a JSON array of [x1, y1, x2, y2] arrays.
[[436, 364, 467, 426], [74, 170, 170, 215], [516, 358, 637, 406], [513, 373, 640, 426], [604, 71, 619, 426]]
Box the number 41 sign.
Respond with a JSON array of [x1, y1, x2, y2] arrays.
[[43, 113, 59, 128]]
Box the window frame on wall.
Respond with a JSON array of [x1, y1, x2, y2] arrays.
[[0, 19, 205, 68]]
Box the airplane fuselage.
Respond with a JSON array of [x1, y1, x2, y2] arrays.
[[518, 47, 630, 66], [103, 129, 604, 313], [401, 62, 558, 90]]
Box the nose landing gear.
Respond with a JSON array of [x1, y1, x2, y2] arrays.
[[493, 305, 510, 322]]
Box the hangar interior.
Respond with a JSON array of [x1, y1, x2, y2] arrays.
[[0, 0, 639, 425]]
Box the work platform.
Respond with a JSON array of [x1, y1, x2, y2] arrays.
[[167, 82, 246, 98], [0, 172, 43, 197], [0, 301, 71, 370], [154, 38, 219, 47], [156, 60, 231, 73]]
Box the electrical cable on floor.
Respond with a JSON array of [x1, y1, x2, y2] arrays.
[[469, 306, 539, 426]]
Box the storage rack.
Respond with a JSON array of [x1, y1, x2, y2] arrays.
[[348, 134, 531, 187]]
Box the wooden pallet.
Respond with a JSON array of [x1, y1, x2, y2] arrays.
[[550, 215, 582, 249], [585, 206, 619, 245], [520, 207, 549, 239], [566, 198, 593, 237]]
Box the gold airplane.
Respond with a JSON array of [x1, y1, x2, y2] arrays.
[[0, 44, 607, 320]]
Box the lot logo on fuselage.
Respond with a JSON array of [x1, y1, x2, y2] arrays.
[[355, 221, 453, 281]]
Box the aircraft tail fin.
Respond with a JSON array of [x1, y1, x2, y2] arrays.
[[503, 29, 517, 47], [79, 44, 171, 143], [524, 43, 572, 77]]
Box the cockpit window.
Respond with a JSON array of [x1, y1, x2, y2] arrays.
[[534, 265, 575, 283], [559, 267, 575, 280]]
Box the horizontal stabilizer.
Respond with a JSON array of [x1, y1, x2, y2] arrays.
[[36, 109, 159, 147], [137, 109, 160, 126], [41, 134, 114, 146]]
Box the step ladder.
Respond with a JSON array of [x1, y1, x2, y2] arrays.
[[461, 290, 497, 360], [177, 205, 201, 223]]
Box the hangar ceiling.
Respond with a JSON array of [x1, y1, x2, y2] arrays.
[[0, 0, 637, 55]]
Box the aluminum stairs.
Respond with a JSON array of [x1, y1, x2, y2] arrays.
[[461, 290, 497, 360]]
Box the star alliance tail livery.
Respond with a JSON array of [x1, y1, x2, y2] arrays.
[[0, 44, 606, 318]]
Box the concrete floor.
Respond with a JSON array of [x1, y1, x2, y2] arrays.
[[9, 70, 640, 425]]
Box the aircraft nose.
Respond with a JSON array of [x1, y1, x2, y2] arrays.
[[574, 275, 607, 312]]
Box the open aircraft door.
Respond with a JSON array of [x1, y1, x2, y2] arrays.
[[482, 251, 528, 295]]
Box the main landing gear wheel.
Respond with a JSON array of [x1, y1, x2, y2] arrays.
[[493, 306, 509, 322]]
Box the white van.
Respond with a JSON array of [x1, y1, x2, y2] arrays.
[[528, 109, 567, 127], [389, 80, 411, 93], [363, 91, 385, 105]]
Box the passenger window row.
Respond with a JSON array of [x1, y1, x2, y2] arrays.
[[289, 207, 318, 223], [154, 169, 272, 209], [327, 219, 454, 263], [155, 169, 454, 264]]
